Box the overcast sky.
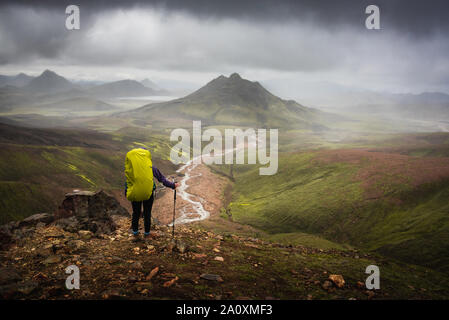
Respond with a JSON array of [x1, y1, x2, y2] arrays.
[[1, 0, 449, 100]]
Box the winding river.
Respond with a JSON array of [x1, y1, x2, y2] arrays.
[[169, 141, 251, 226], [170, 157, 210, 225]]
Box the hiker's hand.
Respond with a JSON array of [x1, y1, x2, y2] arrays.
[[174, 183, 180, 189]]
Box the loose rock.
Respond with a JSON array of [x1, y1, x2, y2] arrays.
[[200, 274, 223, 282], [42, 255, 62, 265], [322, 280, 333, 291], [328, 274, 345, 288]]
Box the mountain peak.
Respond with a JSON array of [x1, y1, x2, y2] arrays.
[[25, 69, 74, 94], [212, 73, 243, 83], [41, 69, 57, 76], [229, 73, 242, 80], [138, 72, 316, 128]]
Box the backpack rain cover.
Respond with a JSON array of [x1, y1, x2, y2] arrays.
[[125, 148, 154, 201]]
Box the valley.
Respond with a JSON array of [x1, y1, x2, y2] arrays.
[[1, 71, 449, 299]]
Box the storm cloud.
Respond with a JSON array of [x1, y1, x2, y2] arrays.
[[0, 0, 448, 94]]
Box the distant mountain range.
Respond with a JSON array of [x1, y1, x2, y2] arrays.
[[374, 92, 449, 121], [0, 70, 169, 113], [281, 81, 449, 122], [0, 70, 168, 98], [0, 73, 34, 87], [1, 69, 449, 129], [325, 90, 449, 123], [128, 73, 327, 129], [87, 79, 159, 98]]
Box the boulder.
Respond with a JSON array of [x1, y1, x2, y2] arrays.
[[55, 217, 79, 233], [55, 190, 128, 219], [54, 190, 129, 235], [88, 190, 129, 217], [19, 213, 54, 228], [55, 191, 95, 219]]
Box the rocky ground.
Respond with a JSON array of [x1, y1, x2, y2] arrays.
[[2, 213, 449, 300], [1, 166, 448, 300]]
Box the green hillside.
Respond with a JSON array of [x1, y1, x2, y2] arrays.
[[0, 144, 123, 224], [0, 123, 177, 224], [225, 148, 449, 273]]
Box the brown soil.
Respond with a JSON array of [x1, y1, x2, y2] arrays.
[[111, 164, 229, 226]]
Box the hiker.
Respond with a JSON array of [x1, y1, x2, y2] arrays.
[[125, 148, 178, 239]]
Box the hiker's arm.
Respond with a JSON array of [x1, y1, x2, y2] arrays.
[[152, 167, 176, 189]]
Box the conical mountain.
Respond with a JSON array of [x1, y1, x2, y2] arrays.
[[130, 73, 322, 128], [24, 70, 75, 94]]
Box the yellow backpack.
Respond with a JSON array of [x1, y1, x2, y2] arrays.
[[125, 148, 153, 202]]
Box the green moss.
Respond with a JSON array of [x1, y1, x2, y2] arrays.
[[0, 181, 54, 224], [226, 150, 449, 273], [230, 152, 363, 235], [267, 232, 350, 250], [68, 164, 78, 171]]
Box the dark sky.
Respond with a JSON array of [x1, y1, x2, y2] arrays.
[[1, 0, 448, 95]]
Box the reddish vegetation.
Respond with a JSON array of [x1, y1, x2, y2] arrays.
[[314, 149, 449, 200]]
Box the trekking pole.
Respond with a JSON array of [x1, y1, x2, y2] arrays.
[[172, 177, 176, 238]]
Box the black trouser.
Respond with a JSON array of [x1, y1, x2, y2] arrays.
[[131, 194, 154, 234]]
